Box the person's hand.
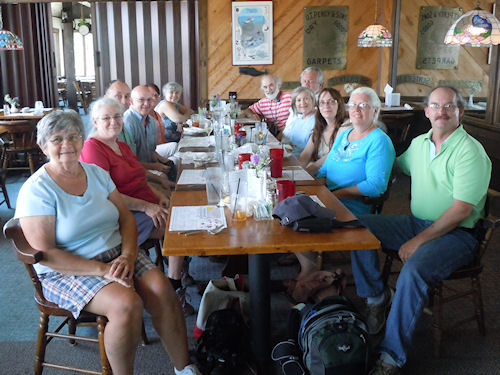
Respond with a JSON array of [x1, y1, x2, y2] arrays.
[[158, 194, 170, 208], [153, 162, 171, 174], [102, 261, 134, 288], [109, 254, 135, 279], [177, 123, 184, 134], [398, 237, 422, 263], [144, 202, 169, 228]]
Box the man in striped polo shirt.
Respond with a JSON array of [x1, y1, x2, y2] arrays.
[[244, 74, 292, 135]]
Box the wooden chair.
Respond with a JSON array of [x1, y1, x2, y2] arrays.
[[379, 112, 414, 156], [0, 167, 11, 208], [0, 120, 43, 175], [140, 238, 165, 273], [73, 81, 90, 114], [381, 189, 500, 357], [3, 218, 111, 375]]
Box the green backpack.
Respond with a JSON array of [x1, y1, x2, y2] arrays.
[[298, 296, 371, 375]]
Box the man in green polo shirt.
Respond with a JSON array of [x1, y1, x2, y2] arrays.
[[350, 86, 491, 375]]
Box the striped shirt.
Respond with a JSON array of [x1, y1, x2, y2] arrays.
[[248, 91, 292, 130]]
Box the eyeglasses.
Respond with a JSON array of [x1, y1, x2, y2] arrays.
[[428, 103, 458, 111], [97, 114, 122, 122], [346, 102, 371, 110], [133, 97, 154, 103], [48, 134, 83, 145], [319, 99, 337, 106]]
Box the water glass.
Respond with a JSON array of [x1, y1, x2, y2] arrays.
[[205, 167, 223, 204], [3, 104, 10, 115]]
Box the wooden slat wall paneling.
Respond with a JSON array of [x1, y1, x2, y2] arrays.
[[93, 1, 199, 109], [206, 0, 394, 101], [0, 3, 57, 108], [396, 0, 495, 98]]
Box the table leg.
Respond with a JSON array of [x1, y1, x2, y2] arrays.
[[248, 253, 271, 372]]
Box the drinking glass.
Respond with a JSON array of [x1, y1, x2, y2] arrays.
[[205, 167, 223, 204]]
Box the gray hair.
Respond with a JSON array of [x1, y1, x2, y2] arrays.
[[37, 109, 85, 149], [260, 74, 282, 89], [162, 82, 183, 97], [90, 97, 124, 121], [301, 67, 324, 85], [349, 86, 382, 122], [424, 85, 465, 108], [291, 86, 316, 115]]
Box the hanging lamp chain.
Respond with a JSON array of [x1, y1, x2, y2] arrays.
[[0, 7, 4, 30], [374, 0, 378, 25]]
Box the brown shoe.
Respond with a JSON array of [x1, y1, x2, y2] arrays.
[[176, 287, 195, 316]]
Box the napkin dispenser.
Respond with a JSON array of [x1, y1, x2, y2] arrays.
[[384, 84, 401, 107]]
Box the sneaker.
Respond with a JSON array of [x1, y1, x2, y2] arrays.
[[365, 287, 394, 335], [176, 287, 195, 316], [174, 363, 202, 375], [368, 359, 400, 375]]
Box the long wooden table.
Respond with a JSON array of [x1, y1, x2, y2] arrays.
[[163, 184, 379, 368]]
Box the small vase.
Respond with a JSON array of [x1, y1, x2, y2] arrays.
[[10, 105, 19, 113]]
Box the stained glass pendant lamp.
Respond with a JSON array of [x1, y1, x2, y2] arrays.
[[358, 0, 393, 47], [0, 7, 23, 50], [444, 1, 500, 46]]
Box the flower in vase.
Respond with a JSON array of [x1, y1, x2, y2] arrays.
[[4, 94, 20, 107], [249, 153, 270, 178]]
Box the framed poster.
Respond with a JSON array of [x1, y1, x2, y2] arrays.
[[232, 1, 273, 65], [416, 6, 462, 69]]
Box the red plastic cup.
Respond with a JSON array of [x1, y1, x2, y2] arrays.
[[269, 148, 284, 178], [277, 180, 296, 202], [234, 122, 243, 133], [238, 153, 252, 169]]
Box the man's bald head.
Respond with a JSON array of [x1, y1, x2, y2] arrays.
[[105, 80, 131, 110], [130, 85, 154, 116]]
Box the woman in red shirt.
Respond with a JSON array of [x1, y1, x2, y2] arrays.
[[80, 97, 194, 315]]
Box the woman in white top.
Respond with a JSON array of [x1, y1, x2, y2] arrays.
[[299, 88, 350, 175]]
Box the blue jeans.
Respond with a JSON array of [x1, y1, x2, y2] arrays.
[[351, 215, 478, 366]]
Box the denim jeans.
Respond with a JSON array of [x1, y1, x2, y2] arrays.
[[351, 214, 478, 367]]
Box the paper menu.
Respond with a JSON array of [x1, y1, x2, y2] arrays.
[[168, 205, 227, 231], [177, 169, 206, 185]]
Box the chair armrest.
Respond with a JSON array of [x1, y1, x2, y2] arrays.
[[3, 218, 43, 264]]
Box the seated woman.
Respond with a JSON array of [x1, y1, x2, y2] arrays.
[[299, 88, 350, 175], [80, 98, 194, 315], [155, 82, 193, 158], [282, 87, 317, 158], [15, 110, 200, 375], [295, 87, 395, 279]]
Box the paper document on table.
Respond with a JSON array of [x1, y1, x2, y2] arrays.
[[177, 169, 206, 185], [169, 205, 227, 231], [177, 136, 215, 149], [277, 166, 314, 181], [308, 195, 326, 207], [175, 151, 218, 165]]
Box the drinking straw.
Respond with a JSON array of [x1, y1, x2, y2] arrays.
[[232, 177, 241, 219]]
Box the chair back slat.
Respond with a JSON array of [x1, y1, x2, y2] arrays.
[[476, 189, 500, 261]]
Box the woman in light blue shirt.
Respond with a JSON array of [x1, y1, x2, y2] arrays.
[[282, 87, 316, 158], [295, 87, 395, 280], [15, 110, 200, 375]]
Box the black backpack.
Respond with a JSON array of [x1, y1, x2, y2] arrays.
[[273, 296, 371, 375], [193, 308, 257, 375]]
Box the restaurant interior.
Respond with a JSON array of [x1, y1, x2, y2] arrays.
[[1, 1, 500, 374]]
